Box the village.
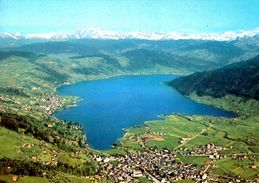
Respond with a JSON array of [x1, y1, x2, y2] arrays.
[[7, 138, 256, 183], [92, 148, 207, 182], [0, 94, 65, 115], [91, 141, 258, 183]]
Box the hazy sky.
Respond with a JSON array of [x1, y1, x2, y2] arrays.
[[0, 0, 258, 33]]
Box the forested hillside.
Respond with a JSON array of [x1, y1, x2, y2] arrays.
[[169, 55, 259, 99]]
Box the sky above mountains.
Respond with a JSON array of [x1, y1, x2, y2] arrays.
[[0, 0, 259, 34]]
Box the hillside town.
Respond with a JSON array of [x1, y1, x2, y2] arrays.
[[0, 94, 66, 115]]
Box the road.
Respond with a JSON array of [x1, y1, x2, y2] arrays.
[[174, 129, 207, 150]]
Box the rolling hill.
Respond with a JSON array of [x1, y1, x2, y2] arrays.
[[2, 37, 258, 74]]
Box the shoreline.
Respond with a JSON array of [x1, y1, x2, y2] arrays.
[[52, 74, 238, 152]]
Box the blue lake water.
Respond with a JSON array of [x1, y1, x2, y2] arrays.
[[54, 75, 235, 150]]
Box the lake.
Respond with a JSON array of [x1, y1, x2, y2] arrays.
[[54, 75, 235, 150]]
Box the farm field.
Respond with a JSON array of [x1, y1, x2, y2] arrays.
[[114, 95, 259, 181]]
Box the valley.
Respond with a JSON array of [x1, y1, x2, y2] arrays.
[[1, 1, 259, 182], [0, 38, 258, 182]]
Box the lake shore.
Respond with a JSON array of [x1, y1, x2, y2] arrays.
[[54, 74, 235, 150]]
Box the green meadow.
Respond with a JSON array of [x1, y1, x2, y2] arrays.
[[114, 95, 259, 181]]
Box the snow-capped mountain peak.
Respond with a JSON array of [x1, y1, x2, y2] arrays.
[[1, 28, 259, 41]]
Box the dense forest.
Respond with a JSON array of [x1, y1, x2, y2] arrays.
[[169, 55, 259, 99]]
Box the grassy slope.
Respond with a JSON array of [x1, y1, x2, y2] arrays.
[[0, 54, 105, 182], [0, 125, 95, 183]]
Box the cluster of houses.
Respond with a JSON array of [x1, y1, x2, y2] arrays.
[[179, 137, 191, 144], [187, 143, 225, 159], [0, 93, 63, 115], [230, 153, 246, 160], [92, 148, 207, 182], [148, 131, 167, 136], [30, 94, 64, 115]]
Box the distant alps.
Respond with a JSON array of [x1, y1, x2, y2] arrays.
[[1, 28, 259, 41]]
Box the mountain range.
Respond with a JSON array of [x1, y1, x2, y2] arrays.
[[1, 28, 259, 41]]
